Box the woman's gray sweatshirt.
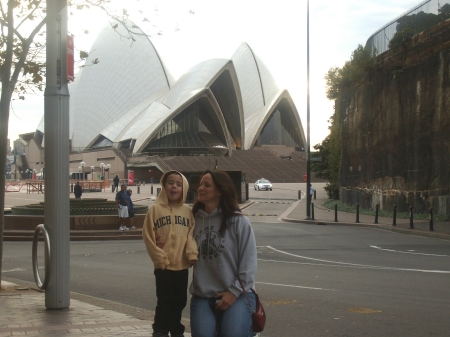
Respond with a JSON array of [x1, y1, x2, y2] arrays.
[[189, 207, 257, 298]]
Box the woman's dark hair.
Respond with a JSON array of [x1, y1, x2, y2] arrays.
[[192, 169, 241, 234]]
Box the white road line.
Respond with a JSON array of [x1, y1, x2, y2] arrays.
[[255, 281, 338, 291], [264, 246, 450, 274], [370, 245, 448, 257], [3, 268, 26, 273]]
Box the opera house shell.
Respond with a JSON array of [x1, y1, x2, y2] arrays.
[[30, 23, 306, 181]]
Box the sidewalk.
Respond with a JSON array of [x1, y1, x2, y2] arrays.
[[0, 279, 192, 337], [282, 187, 450, 241]]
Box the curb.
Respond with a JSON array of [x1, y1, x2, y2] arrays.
[[281, 217, 450, 241]]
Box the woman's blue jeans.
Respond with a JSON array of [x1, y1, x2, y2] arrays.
[[190, 292, 256, 337]]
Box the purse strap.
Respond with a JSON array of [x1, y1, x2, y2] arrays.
[[237, 277, 255, 313]]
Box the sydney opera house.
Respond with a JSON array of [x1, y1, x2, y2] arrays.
[[19, 23, 306, 183]]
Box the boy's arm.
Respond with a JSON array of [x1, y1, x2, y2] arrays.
[[142, 209, 170, 269], [184, 213, 198, 264]]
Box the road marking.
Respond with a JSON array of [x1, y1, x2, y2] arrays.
[[255, 281, 338, 291], [265, 246, 450, 274], [370, 245, 448, 257], [3, 268, 26, 273]]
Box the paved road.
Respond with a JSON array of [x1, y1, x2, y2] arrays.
[[3, 197, 450, 337]]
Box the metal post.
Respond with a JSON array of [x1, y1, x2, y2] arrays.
[[305, 0, 311, 219], [393, 204, 397, 226], [409, 206, 414, 229], [374, 204, 379, 224], [429, 208, 434, 231], [44, 0, 70, 309], [334, 204, 338, 222], [311, 203, 315, 220], [356, 203, 360, 223], [137, 185, 140, 194], [151, 184, 154, 195], [298, 190, 302, 200]]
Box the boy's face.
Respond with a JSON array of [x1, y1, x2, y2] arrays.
[[164, 174, 183, 204]]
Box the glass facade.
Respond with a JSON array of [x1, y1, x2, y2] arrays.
[[255, 107, 302, 147], [143, 102, 229, 156], [366, 0, 450, 55]]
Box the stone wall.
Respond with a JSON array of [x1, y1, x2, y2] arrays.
[[340, 20, 450, 217]]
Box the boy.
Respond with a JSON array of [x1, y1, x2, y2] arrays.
[[142, 171, 198, 337], [115, 184, 129, 231]]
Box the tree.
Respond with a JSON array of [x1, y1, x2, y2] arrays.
[[0, 0, 173, 289]]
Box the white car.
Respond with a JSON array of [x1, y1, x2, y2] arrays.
[[254, 179, 272, 191]]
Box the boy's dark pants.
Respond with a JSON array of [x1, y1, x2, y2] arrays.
[[153, 268, 188, 336]]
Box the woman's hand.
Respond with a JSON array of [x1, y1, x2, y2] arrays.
[[155, 234, 165, 249], [216, 291, 237, 311]]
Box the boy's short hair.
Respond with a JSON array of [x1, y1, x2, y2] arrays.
[[162, 170, 182, 187]]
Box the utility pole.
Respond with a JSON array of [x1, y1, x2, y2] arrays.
[[44, 0, 70, 309]]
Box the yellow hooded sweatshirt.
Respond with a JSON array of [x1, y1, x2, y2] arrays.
[[142, 170, 198, 270]]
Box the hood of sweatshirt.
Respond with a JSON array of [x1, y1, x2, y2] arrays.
[[155, 170, 189, 207]]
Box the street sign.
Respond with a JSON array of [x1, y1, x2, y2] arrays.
[[310, 156, 322, 162]]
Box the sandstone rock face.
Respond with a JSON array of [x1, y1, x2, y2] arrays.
[[340, 20, 450, 217]]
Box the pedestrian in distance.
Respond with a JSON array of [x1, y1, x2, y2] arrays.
[[142, 170, 198, 337], [189, 169, 258, 337], [115, 184, 130, 231], [74, 181, 82, 199], [126, 188, 136, 230], [113, 174, 120, 193], [310, 185, 315, 198]]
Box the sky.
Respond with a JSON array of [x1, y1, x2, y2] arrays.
[[6, 0, 419, 147]]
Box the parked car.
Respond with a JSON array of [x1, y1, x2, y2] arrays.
[[254, 179, 272, 191]]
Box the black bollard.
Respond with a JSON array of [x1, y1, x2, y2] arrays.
[[393, 204, 397, 226], [137, 185, 140, 194], [356, 203, 360, 223], [311, 203, 315, 220], [409, 206, 414, 229], [298, 190, 302, 200], [313, 190, 316, 199], [374, 204, 379, 224], [429, 208, 434, 231], [151, 184, 154, 195], [334, 204, 338, 222]]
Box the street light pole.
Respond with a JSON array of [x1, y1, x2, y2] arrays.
[[306, 0, 311, 219], [100, 163, 105, 180], [106, 164, 111, 181], [90, 166, 94, 180]]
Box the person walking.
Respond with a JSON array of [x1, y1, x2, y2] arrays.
[[189, 169, 257, 337], [115, 184, 129, 231], [126, 188, 136, 230], [142, 170, 198, 337], [113, 175, 120, 193], [74, 181, 82, 199]]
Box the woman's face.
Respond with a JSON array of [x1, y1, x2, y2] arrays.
[[197, 173, 221, 207]]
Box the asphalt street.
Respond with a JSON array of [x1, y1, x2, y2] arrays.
[[3, 191, 450, 336]]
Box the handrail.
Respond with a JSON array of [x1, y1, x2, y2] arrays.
[[32, 224, 51, 290]]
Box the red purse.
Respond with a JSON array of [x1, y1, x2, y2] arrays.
[[237, 277, 266, 332]]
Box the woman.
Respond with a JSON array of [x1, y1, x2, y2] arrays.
[[189, 170, 257, 337]]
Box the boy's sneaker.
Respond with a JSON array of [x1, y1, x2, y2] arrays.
[[129, 226, 136, 230], [119, 226, 129, 231], [119, 226, 124, 231]]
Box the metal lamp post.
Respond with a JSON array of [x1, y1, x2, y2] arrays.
[[100, 163, 105, 180], [80, 161, 85, 181], [90, 166, 94, 180], [78, 166, 81, 180], [106, 164, 111, 181]]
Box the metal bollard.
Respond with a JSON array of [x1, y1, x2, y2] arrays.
[[356, 203, 360, 223], [374, 204, 379, 224], [393, 204, 397, 226], [311, 203, 315, 220], [313, 190, 316, 199], [151, 184, 154, 195], [137, 185, 140, 194], [334, 204, 338, 222], [409, 206, 414, 229], [429, 208, 434, 231], [298, 190, 302, 200]]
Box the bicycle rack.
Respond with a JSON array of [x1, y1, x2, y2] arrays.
[[32, 224, 51, 290]]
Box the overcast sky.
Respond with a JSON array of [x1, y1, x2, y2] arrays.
[[7, 0, 418, 147]]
